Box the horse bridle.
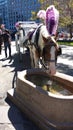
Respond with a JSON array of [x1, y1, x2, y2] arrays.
[[39, 57, 56, 70], [39, 43, 57, 70]]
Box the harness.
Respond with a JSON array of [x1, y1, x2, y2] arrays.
[[40, 44, 57, 70], [28, 24, 43, 54], [34, 25, 42, 48], [40, 57, 56, 69], [19, 27, 25, 36]]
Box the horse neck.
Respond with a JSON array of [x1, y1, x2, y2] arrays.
[[38, 25, 49, 49], [38, 30, 45, 51], [41, 25, 49, 38]]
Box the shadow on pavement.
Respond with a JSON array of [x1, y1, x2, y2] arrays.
[[60, 53, 73, 61], [57, 63, 73, 76], [3, 50, 41, 130], [2, 50, 31, 88], [5, 97, 40, 130]]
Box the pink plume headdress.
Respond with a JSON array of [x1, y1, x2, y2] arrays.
[[37, 10, 46, 20]]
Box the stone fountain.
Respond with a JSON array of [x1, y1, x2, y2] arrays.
[[7, 68, 73, 130]]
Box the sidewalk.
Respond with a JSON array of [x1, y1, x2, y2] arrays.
[[57, 45, 73, 76], [0, 41, 40, 130]]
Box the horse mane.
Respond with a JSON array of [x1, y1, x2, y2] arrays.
[[40, 25, 50, 39]]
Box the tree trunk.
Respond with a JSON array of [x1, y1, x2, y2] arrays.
[[69, 25, 72, 38]]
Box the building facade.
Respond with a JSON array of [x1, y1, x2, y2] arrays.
[[0, 0, 8, 25], [0, 0, 40, 31]]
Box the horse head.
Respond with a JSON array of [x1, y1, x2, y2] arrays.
[[38, 25, 60, 75]]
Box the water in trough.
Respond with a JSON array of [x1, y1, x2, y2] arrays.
[[26, 74, 72, 96]]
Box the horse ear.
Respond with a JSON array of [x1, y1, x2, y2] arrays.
[[57, 46, 62, 56]]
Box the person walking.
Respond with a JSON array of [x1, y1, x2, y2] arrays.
[[15, 22, 25, 42], [0, 29, 3, 54], [2, 29, 12, 58]]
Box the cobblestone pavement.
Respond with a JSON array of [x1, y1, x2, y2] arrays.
[[0, 42, 73, 130]]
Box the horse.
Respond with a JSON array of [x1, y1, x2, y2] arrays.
[[26, 24, 61, 75]]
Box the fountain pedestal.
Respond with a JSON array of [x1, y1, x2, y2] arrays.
[[7, 69, 73, 130]]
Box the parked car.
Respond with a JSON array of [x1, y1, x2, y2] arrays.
[[58, 31, 70, 40]]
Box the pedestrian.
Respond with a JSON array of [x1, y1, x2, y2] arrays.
[[2, 29, 12, 58], [0, 24, 5, 33], [15, 22, 25, 43], [0, 29, 3, 54]]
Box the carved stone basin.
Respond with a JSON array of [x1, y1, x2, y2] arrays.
[[7, 69, 73, 130]]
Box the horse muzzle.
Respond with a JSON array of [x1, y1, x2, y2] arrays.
[[39, 57, 56, 75], [46, 66, 56, 75]]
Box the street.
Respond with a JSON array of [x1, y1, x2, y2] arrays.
[[0, 41, 73, 130]]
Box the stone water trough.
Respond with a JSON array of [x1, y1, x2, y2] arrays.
[[7, 69, 73, 130]]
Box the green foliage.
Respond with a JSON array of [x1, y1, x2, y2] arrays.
[[58, 41, 73, 46], [69, 0, 73, 8], [38, 0, 73, 25], [31, 11, 37, 20], [38, 0, 44, 3], [38, 0, 73, 38]]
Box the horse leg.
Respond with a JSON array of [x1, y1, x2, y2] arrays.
[[34, 49, 40, 68], [29, 46, 35, 68], [30, 45, 39, 68]]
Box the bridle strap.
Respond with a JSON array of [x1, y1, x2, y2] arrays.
[[39, 57, 56, 70], [40, 57, 49, 70], [44, 59, 56, 62]]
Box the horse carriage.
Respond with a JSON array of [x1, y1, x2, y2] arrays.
[[15, 21, 38, 61]]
